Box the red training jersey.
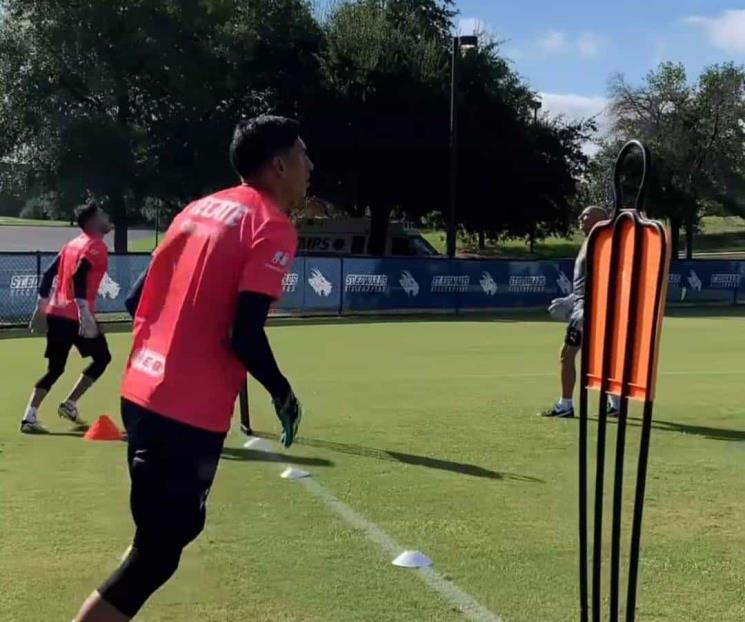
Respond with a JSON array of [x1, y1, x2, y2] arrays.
[[121, 185, 297, 433], [47, 233, 108, 321]]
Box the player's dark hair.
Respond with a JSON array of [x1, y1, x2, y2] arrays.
[[76, 201, 99, 230], [229, 115, 300, 179]]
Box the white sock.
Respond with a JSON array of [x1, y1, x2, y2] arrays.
[[64, 399, 77, 408], [23, 406, 38, 423], [608, 395, 621, 410], [558, 398, 573, 411]]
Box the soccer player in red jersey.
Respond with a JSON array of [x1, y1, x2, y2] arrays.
[[21, 202, 113, 434], [73, 116, 311, 621]]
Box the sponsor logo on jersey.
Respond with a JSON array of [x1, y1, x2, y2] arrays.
[[132, 348, 166, 379]]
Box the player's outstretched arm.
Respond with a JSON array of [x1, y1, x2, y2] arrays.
[[231, 291, 301, 447]]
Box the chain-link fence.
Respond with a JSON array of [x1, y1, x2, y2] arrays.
[[0, 252, 150, 326]]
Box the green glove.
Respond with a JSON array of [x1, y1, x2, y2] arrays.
[[273, 390, 302, 448]]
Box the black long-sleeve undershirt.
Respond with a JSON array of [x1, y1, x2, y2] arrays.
[[37, 255, 91, 299], [125, 267, 148, 317], [38, 254, 60, 298], [231, 292, 290, 401]]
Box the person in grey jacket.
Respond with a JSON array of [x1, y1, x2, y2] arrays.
[[541, 205, 620, 418]]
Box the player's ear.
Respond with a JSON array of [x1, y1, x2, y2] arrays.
[[272, 154, 287, 177]]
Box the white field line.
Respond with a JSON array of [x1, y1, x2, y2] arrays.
[[253, 442, 504, 622]]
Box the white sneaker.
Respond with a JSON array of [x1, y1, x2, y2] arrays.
[[58, 402, 82, 424], [20, 419, 49, 434]]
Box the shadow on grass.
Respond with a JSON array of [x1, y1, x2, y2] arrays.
[[577, 416, 745, 443], [249, 432, 543, 483], [221, 446, 334, 468]]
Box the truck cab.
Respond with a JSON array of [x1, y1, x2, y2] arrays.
[[296, 218, 439, 257]]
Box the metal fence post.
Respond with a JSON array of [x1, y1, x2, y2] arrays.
[[338, 256, 345, 316]]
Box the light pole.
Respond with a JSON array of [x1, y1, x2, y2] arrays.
[[447, 34, 478, 259], [528, 98, 542, 254], [530, 98, 542, 125]]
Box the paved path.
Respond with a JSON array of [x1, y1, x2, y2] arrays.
[[0, 225, 152, 251]]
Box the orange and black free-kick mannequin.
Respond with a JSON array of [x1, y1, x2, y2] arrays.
[[578, 140, 671, 622]]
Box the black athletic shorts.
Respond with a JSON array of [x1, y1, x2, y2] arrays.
[[121, 399, 226, 550], [45, 315, 110, 360], [564, 317, 583, 348]]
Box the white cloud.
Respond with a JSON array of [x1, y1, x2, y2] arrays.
[[539, 93, 612, 155], [685, 10, 745, 54], [537, 29, 607, 58], [539, 29, 569, 52], [458, 16, 492, 37], [577, 32, 606, 58]]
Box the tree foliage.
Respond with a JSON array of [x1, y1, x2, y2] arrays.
[[603, 62, 745, 257], [1, 0, 589, 254]]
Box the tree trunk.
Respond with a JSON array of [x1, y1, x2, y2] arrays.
[[685, 218, 694, 260], [478, 229, 485, 250], [670, 218, 681, 259], [111, 192, 128, 252], [368, 205, 392, 257]]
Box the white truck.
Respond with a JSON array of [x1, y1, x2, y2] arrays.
[[296, 217, 439, 257]]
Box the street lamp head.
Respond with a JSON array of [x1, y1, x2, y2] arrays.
[[456, 35, 479, 50]]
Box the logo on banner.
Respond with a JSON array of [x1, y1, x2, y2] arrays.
[[710, 274, 740, 289], [479, 272, 498, 296], [10, 274, 41, 297], [308, 268, 333, 297], [282, 273, 299, 293], [508, 276, 546, 293], [431, 275, 470, 293], [687, 270, 702, 291], [556, 270, 572, 295], [98, 273, 121, 300], [400, 271, 420, 297], [9, 272, 119, 299], [345, 274, 388, 293]]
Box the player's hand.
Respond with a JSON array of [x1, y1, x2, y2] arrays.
[[548, 296, 573, 322], [273, 389, 302, 448], [28, 298, 48, 333], [77, 301, 100, 338]]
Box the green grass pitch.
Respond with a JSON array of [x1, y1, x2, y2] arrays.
[[1, 313, 744, 621]]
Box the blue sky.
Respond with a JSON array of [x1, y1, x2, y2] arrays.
[[454, 2, 745, 134]]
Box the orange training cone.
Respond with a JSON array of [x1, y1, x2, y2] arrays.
[[84, 415, 124, 441]]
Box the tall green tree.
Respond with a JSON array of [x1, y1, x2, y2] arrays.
[[310, 0, 454, 255], [608, 62, 745, 257], [0, 0, 321, 249]]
